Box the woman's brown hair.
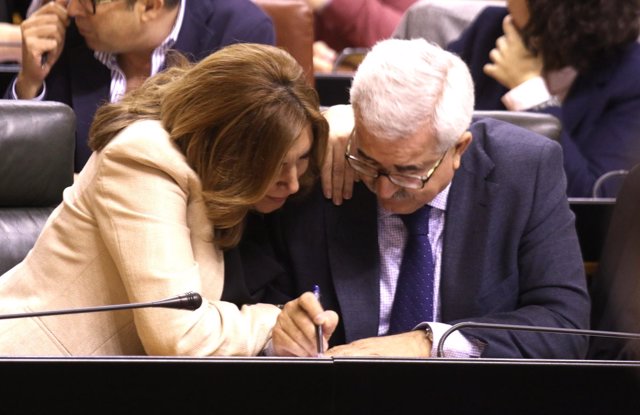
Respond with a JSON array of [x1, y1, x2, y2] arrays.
[[89, 43, 328, 249], [522, 0, 640, 72]]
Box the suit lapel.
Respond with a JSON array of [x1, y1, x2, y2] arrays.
[[326, 185, 381, 342], [440, 125, 499, 321]]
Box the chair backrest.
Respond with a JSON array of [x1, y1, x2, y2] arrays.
[[0, 99, 75, 274], [393, 0, 504, 47], [473, 110, 562, 141], [252, 0, 315, 86], [587, 164, 640, 360]]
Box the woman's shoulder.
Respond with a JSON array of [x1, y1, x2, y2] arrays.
[[96, 119, 197, 186], [587, 42, 640, 94], [102, 120, 181, 161]]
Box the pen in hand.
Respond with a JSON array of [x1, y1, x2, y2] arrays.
[[313, 284, 324, 356]]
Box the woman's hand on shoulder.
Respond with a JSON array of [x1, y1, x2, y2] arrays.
[[320, 104, 358, 206]]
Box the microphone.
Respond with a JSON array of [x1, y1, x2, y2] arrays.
[[0, 292, 203, 321], [436, 321, 640, 358]]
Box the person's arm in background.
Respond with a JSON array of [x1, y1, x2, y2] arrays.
[[312, 40, 336, 73], [14, 0, 68, 98], [0, 22, 21, 62]]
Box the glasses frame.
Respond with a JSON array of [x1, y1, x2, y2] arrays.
[[344, 132, 448, 190]]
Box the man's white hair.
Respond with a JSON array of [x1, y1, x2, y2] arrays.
[[350, 38, 474, 151]]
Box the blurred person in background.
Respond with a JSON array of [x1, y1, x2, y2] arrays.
[[6, 0, 275, 172], [305, 0, 417, 73], [448, 0, 640, 197]]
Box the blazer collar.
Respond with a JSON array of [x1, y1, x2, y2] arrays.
[[439, 121, 500, 320], [325, 184, 381, 342]]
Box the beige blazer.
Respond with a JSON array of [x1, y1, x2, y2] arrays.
[[0, 120, 279, 356]]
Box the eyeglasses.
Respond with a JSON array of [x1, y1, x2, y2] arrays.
[[344, 132, 448, 190], [77, 0, 123, 15]]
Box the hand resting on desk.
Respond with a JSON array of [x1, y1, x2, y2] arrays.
[[326, 331, 432, 358]]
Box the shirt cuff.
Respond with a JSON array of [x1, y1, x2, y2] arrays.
[[11, 78, 46, 101], [501, 76, 551, 111], [416, 322, 485, 358]]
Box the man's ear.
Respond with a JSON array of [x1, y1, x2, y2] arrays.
[[451, 131, 472, 170], [140, 0, 164, 20]]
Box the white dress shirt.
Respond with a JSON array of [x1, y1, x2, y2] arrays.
[[378, 184, 483, 358]]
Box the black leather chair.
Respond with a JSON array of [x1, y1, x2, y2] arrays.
[[472, 110, 562, 141], [0, 100, 75, 274]]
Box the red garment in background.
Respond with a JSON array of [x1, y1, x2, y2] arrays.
[[315, 0, 417, 51]]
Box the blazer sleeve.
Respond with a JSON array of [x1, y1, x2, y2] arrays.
[[90, 130, 279, 357], [455, 138, 591, 359]]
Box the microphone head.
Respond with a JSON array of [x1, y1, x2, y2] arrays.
[[152, 292, 203, 311], [181, 292, 203, 310]]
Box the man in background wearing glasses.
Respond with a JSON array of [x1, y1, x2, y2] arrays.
[[250, 38, 589, 359], [5, 0, 274, 172]]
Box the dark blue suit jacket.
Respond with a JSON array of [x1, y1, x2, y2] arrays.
[[5, 0, 274, 172], [241, 119, 590, 359], [448, 7, 640, 197]]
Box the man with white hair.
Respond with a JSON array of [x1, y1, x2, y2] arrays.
[[252, 38, 589, 359]]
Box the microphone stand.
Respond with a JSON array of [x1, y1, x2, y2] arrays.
[[436, 321, 640, 358], [0, 292, 203, 321]]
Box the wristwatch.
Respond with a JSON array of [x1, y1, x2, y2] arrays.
[[531, 95, 561, 111], [424, 325, 434, 343]]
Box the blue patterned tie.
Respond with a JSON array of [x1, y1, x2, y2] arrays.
[[388, 205, 434, 334]]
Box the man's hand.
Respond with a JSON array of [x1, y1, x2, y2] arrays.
[[320, 104, 357, 205], [16, 0, 69, 98], [326, 330, 432, 357], [483, 15, 543, 89], [271, 292, 339, 357], [313, 41, 336, 74]]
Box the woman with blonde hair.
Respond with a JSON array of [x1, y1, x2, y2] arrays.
[[0, 43, 330, 356]]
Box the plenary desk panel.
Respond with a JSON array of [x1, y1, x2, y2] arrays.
[[1, 357, 640, 414], [333, 357, 640, 415], [0, 356, 333, 414]]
